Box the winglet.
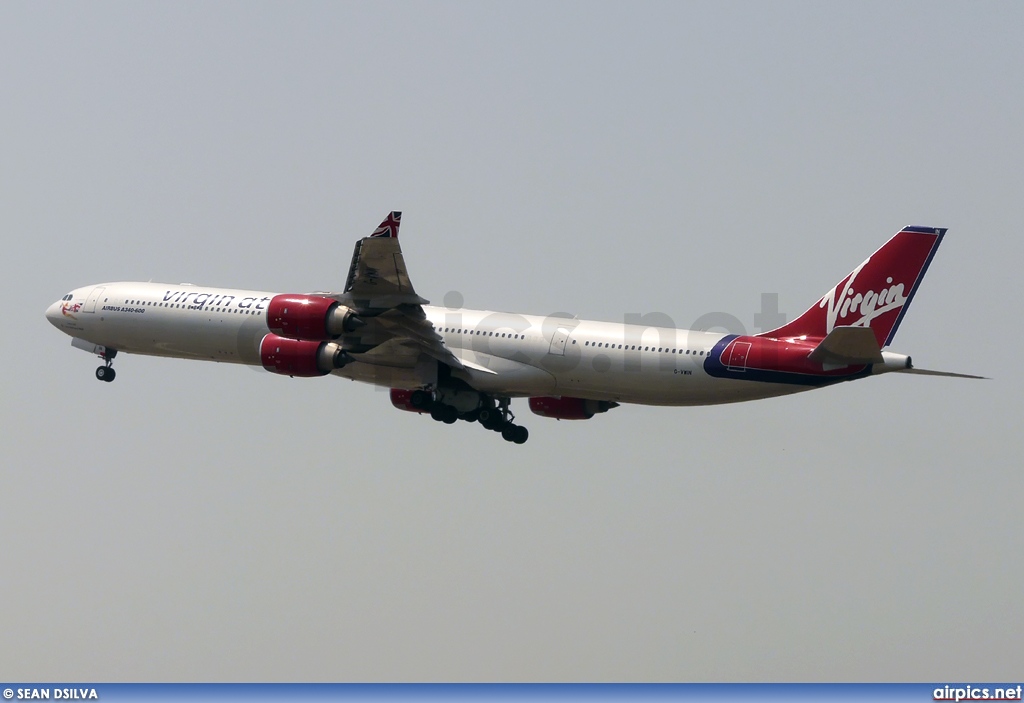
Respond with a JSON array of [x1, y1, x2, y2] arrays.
[[370, 211, 402, 238]]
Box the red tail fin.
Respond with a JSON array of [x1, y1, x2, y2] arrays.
[[759, 226, 946, 348]]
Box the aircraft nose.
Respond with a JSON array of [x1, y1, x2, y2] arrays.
[[45, 300, 63, 328]]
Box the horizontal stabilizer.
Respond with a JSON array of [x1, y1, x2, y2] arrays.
[[895, 368, 989, 380], [807, 326, 884, 365]]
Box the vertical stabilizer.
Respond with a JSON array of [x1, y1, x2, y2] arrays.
[[758, 226, 945, 348]]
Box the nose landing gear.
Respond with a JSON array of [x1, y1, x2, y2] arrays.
[[95, 348, 117, 383]]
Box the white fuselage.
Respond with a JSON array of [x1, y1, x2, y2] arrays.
[[45, 281, 821, 406]]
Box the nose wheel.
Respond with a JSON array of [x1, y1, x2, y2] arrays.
[[95, 348, 117, 382]]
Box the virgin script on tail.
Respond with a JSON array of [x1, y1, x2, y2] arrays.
[[821, 261, 909, 335]]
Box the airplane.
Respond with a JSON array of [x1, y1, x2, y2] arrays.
[[45, 212, 983, 444]]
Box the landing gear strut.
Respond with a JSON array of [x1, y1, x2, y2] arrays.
[[480, 398, 529, 444], [95, 348, 117, 383], [413, 389, 529, 444]]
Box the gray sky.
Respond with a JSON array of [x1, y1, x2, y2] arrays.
[[2, 0, 1021, 682]]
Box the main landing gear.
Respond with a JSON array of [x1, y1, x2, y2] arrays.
[[95, 348, 117, 383], [411, 391, 529, 444]]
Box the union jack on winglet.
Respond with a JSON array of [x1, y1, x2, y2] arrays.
[[370, 211, 402, 238]]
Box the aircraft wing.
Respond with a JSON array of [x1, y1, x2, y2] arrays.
[[339, 212, 429, 310], [333, 212, 464, 371]]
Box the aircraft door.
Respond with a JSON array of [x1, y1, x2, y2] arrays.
[[84, 286, 106, 313], [548, 325, 571, 356], [726, 340, 751, 370]]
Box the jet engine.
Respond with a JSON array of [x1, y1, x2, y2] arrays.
[[389, 389, 432, 414], [266, 294, 362, 341], [528, 396, 619, 420], [260, 333, 351, 377]]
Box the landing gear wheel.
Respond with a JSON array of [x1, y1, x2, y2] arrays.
[[476, 397, 528, 442], [431, 404, 459, 424], [478, 408, 497, 426], [410, 390, 432, 409], [95, 348, 117, 382]]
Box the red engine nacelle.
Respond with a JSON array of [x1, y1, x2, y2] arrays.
[[390, 389, 429, 414], [528, 396, 618, 420], [260, 333, 349, 377], [266, 294, 362, 341]]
